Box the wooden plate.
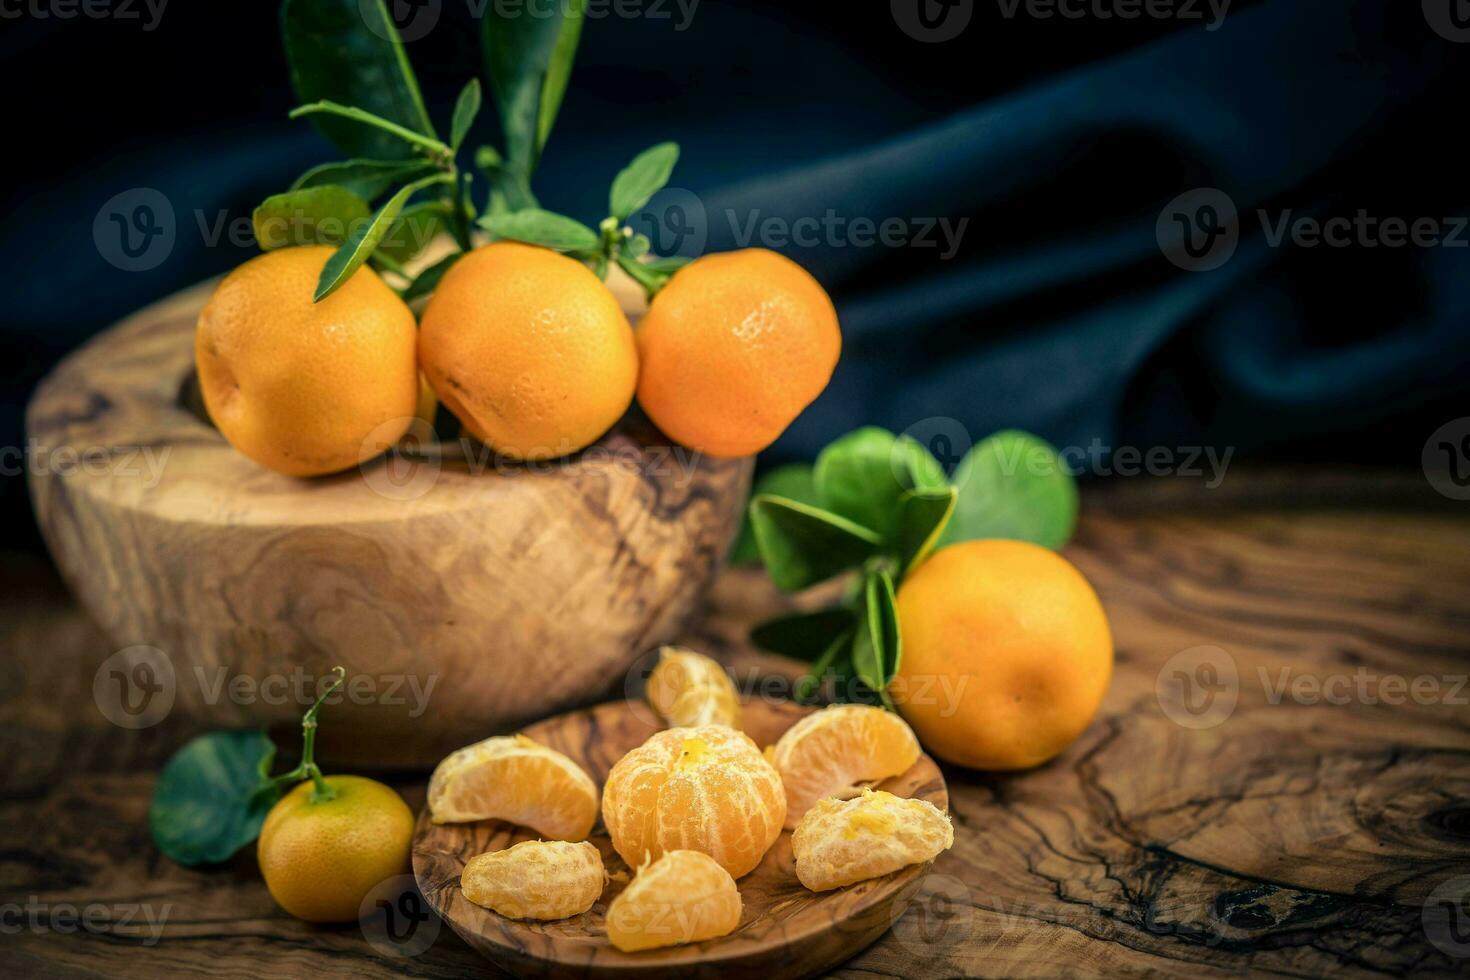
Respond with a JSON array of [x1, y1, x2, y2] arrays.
[[412, 699, 949, 979]]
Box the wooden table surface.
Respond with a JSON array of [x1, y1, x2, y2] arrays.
[[3, 468, 1468, 978]]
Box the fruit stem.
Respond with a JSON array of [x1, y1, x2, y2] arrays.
[[266, 666, 345, 803]]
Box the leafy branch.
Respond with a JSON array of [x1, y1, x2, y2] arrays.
[[261, 0, 688, 305], [740, 429, 1079, 707]]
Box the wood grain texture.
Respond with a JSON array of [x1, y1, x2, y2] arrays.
[[3, 472, 1468, 976], [24, 281, 752, 768], [412, 698, 949, 979]]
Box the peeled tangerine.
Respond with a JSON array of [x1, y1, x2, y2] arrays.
[[606, 850, 741, 952], [428, 734, 598, 841], [461, 840, 607, 920], [792, 789, 954, 892], [602, 726, 785, 879], [768, 704, 921, 828], [645, 647, 740, 728]]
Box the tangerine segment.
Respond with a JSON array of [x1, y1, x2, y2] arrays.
[[791, 789, 953, 892], [769, 704, 922, 828], [602, 726, 785, 879], [605, 850, 741, 952], [645, 647, 740, 729], [461, 840, 607, 920], [428, 734, 598, 841]]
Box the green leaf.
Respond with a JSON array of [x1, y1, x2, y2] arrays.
[[450, 78, 482, 152], [896, 486, 958, 573], [609, 142, 680, 221], [482, 208, 599, 251], [282, 0, 436, 160], [749, 607, 856, 661], [252, 186, 371, 250], [376, 200, 451, 264], [749, 494, 882, 593], [938, 430, 1079, 551], [403, 252, 462, 303], [644, 255, 693, 274], [731, 464, 818, 564], [851, 570, 901, 708], [316, 173, 451, 302], [150, 731, 280, 866], [797, 628, 853, 702], [813, 427, 949, 541], [482, 0, 585, 175], [538, 0, 585, 153], [290, 158, 435, 202]]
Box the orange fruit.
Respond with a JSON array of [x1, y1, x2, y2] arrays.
[[460, 840, 606, 920], [428, 734, 598, 840], [768, 704, 921, 828], [791, 789, 953, 892], [636, 249, 841, 458], [195, 245, 419, 477], [605, 850, 741, 952], [256, 775, 414, 922], [601, 725, 785, 879], [894, 539, 1113, 770], [418, 242, 637, 460], [644, 647, 740, 729]]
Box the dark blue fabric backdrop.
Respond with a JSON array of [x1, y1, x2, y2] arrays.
[[3, 0, 1467, 543]]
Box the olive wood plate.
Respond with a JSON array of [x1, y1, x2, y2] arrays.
[[411, 698, 949, 979]]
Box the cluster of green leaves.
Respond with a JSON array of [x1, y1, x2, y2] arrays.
[[738, 428, 1078, 706], [259, 0, 682, 305]]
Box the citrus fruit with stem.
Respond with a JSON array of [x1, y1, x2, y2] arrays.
[[460, 840, 607, 920], [644, 646, 740, 729], [894, 539, 1113, 770], [418, 242, 638, 460], [791, 789, 953, 892], [605, 849, 741, 952], [195, 245, 419, 477], [256, 668, 415, 923], [635, 249, 841, 458], [428, 734, 599, 840], [768, 704, 921, 828], [601, 725, 784, 879]]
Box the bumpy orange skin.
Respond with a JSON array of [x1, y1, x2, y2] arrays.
[[257, 775, 415, 923], [636, 249, 841, 458], [195, 245, 419, 477], [418, 242, 638, 460], [894, 540, 1113, 771]]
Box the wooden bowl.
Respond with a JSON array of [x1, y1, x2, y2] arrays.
[[412, 699, 950, 979], [26, 279, 752, 768]]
